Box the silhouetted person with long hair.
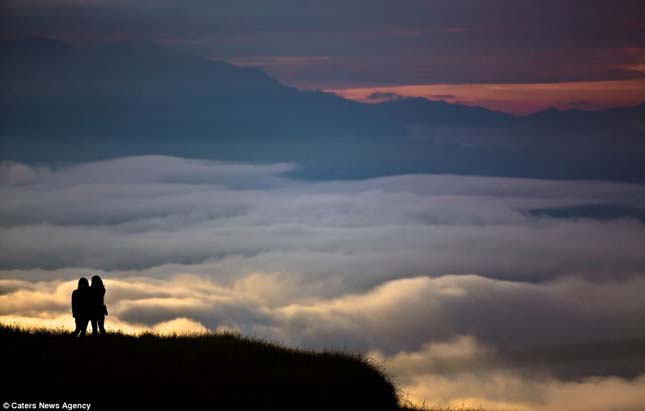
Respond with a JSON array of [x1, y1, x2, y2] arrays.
[[71, 277, 90, 337], [90, 275, 107, 336]]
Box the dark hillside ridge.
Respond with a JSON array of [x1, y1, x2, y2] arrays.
[[2, 325, 400, 410], [1, 37, 285, 97], [0, 37, 402, 155], [371, 97, 517, 126], [1, 38, 644, 182]]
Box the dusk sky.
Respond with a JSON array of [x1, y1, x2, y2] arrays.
[[3, 0, 645, 113], [2, 2, 645, 410]]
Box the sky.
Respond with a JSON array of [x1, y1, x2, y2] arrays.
[[2, 1, 645, 409], [2, 0, 645, 113]]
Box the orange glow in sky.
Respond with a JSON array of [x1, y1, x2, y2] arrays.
[[328, 79, 645, 115]]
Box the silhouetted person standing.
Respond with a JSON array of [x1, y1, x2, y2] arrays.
[[71, 277, 91, 337], [90, 275, 107, 336]]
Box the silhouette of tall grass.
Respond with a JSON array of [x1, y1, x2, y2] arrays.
[[400, 404, 520, 411], [2, 324, 400, 410]]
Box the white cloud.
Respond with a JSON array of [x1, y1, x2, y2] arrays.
[[1, 156, 644, 287], [2, 156, 645, 408], [3, 273, 645, 409], [374, 337, 645, 411]]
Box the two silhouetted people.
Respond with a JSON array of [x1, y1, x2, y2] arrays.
[[71, 275, 108, 337]]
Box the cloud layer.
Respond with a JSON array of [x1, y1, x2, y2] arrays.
[[1, 155, 645, 408]]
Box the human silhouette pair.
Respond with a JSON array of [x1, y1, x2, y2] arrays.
[[72, 275, 108, 337]]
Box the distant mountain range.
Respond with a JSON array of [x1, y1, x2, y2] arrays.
[[2, 37, 644, 181]]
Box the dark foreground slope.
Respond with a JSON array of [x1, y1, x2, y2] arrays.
[[1, 326, 399, 410]]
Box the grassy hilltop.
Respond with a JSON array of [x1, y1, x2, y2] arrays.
[[2, 325, 400, 410]]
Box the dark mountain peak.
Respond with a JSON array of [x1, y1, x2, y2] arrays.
[[372, 95, 516, 125], [1, 36, 286, 97], [534, 106, 561, 115], [95, 39, 173, 56], [527, 102, 645, 124], [95, 39, 205, 61], [0, 36, 73, 53], [376, 96, 505, 114], [525, 106, 568, 123], [604, 101, 645, 116], [3, 38, 644, 184], [101, 39, 160, 49]]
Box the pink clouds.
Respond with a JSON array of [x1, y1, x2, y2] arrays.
[[329, 79, 645, 114]]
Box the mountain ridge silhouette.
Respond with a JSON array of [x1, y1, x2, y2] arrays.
[[1, 37, 644, 182]]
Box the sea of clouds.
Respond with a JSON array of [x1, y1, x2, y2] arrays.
[[1, 155, 645, 410]]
